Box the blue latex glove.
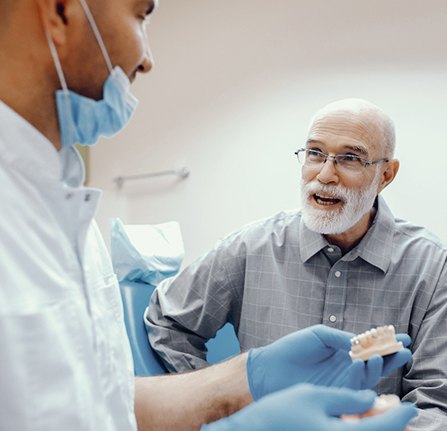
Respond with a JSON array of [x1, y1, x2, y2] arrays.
[[247, 324, 412, 400], [201, 385, 417, 431]]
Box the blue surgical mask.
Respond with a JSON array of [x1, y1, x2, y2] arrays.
[[47, 0, 139, 148]]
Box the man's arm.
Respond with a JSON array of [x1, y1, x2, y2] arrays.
[[402, 261, 447, 430], [135, 366, 418, 431], [145, 234, 247, 372], [135, 325, 413, 430], [134, 353, 251, 431]]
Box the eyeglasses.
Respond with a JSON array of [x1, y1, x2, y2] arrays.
[[294, 148, 389, 173]]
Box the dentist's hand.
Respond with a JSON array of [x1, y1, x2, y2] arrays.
[[247, 324, 412, 400], [201, 385, 417, 431]]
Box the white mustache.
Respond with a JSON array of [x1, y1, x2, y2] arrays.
[[302, 182, 351, 203]]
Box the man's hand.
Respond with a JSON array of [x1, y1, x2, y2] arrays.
[[247, 324, 412, 400], [201, 385, 417, 431]]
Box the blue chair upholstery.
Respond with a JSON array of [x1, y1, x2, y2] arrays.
[[119, 280, 240, 376], [205, 322, 240, 365], [120, 280, 167, 376]]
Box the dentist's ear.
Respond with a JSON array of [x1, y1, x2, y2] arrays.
[[35, 0, 79, 46], [377, 158, 399, 194]]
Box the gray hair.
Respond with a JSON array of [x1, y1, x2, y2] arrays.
[[308, 98, 396, 158]]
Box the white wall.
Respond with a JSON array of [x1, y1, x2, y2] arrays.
[[90, 0, 447, 265]]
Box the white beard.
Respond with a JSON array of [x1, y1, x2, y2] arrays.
[[300, 170, 381, 235]]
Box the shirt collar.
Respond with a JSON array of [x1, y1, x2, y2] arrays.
[[299, 217, 330, 262], [0, 101, 85, 187], [348, 195, 395, 273], [299, 195, 395, 273]]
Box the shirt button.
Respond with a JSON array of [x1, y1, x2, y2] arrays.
[[335, 271, 341, 278], [84, 193, 91, 202], [327, 247, 334, 252], [329, 315, 337, 323], [66, 193, 73, 200]]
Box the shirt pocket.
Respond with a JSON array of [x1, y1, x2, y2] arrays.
[[0, 301, 96, 430]]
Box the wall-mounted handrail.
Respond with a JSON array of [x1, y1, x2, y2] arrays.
[[113, 167, 190, 188]]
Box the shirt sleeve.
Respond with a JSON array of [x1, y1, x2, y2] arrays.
[[402, 260, 447, 430], [145, 233, 247, 372]]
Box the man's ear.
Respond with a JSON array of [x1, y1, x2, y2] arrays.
[[378, 159, 399, 193], [34, 0, 73, 46]]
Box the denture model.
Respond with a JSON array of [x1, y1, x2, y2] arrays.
[[343, 394, 402, 420], [349, 325, 403, 361]]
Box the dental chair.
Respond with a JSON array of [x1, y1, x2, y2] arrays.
[[120, 279, 240, 376]]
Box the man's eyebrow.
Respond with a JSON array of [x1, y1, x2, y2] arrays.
[[305, 139, 324, 147], [343, 145, 368, 156], [305, 140, 369, 156]]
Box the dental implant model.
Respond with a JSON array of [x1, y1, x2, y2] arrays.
[[366, 394, 402, 417], [343, 394, 403, 421], [349, 325, 403, 361]]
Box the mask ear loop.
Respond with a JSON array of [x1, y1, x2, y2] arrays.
[[46, 30, 75, 149], [46, 30, 69, 93], [78, 0, 113, 74]]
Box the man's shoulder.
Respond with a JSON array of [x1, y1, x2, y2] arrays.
[[0, 163, 31, 220], [393, 217, 447, 253], [219, 209, 302, 246], [241, 209, 301, 230], [0, 162, 61, 261]]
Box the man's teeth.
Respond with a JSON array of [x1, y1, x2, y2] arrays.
[[314, 194, 341, 205]]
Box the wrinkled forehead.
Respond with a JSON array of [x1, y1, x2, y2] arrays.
[[307, 110, 385, 155]]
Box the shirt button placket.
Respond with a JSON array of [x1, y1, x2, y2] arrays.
[[324, 265, 345, 328]]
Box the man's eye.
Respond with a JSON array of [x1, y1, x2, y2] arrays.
[[308, 150, 323, 157], [340, 154, 360, 162], [338, 154, 361, 164]]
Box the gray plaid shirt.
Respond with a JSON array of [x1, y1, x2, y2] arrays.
[[146, 196, 447, 430]]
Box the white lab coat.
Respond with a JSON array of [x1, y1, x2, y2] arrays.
[[0, 102, 136, 430]]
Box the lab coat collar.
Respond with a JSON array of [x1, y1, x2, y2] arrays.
[[0, 101, 85, 187]]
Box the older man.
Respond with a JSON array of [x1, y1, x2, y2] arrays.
[[147, 98, 447, 429]]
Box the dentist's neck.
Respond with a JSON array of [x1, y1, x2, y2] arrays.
[[0, 15, 62, 150]]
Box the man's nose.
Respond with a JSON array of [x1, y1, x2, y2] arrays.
[[316, 158, 339, 185], [138, 47, 153, 74]]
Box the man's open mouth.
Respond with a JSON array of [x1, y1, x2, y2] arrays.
[[313, 193, 342, 206]]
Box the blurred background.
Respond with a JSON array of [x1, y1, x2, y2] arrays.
[[89, 0, 447, 266]]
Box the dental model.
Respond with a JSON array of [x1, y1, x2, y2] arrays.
[[366, 394, 402, 416], [349, 325, 403, 361], [343, 394, 402, 420]]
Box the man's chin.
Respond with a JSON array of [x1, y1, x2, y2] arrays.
[[302, 206, 352, 235]]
